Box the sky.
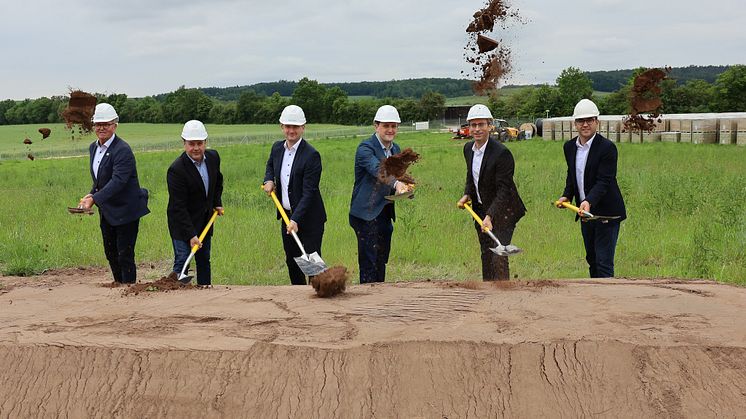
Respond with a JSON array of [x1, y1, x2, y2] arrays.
[[1, 0, 744, 100]]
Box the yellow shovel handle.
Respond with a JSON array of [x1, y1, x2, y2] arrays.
[[192, 210, 220, 253], [461, 201, 485, 225], [554, 200, 592, 218], [261, 185, 292, 226]]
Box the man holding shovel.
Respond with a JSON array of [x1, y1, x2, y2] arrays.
[[457, 104, 526, 281], [167, 120, 224, 286], [349, 105, 412, 283], [78, 103, 150, 284], [555, 99, 626, 278], [263, 105, 327, 285]]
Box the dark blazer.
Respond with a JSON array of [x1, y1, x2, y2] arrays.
[[463, 138, 526, 227], [167, 149, 224, 241], [264, 139, 327, 228], [89, 135, 149, 226], [350, 134, 401, 221], [562, 133, 627, 221]]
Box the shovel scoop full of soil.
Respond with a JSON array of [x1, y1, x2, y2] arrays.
[[310, 266, 349, 298], [377, 148, 421, 185]]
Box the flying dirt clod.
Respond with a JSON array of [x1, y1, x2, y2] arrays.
[[623, 67, 670, 132], [61, 90, 97, 136]]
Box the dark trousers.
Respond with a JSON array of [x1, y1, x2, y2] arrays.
[[100, 216, 140, 283], [472, 203, 515, 281], [172, 236, 212, 285], [580, 220, 621, 278], [281, 221, 324, 285], [349, 205, 394, 284]]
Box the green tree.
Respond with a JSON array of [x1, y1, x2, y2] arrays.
[[162, 87, 213, 122], [322, 87, 347, 123], [556, 67, 594, 116], [417, 91, 446, 121], [0, 99, 16, 124], [713, 64, 746, 112], [236, 90, 264, 123], [254, 92, 289, 124], [292, 77, 326, 122]]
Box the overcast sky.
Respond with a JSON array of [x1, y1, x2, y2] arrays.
[[1, 0, 743, 100]]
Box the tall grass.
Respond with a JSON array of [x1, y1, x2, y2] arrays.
[[0, 131, 744, 285]]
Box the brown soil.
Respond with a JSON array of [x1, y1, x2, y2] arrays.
[[2, 271, 744, 417], [310, 265, 349, 297], [123, 275, 196, 296], [23, 138, 32, 145], [377, 147, 420, 184], [38, 127, 51, 139], [463, 0, 524, 95], [26, 153, 34, 161], [623, 67, 670, 132], [61, 90, 97, 136]]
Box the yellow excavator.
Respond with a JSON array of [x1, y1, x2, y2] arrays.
[[491, 119, 519, 142]]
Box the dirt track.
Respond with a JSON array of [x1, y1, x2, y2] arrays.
[[1, 269, 745, 418]]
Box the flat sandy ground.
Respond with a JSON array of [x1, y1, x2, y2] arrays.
[[1, 267, 745, 418]]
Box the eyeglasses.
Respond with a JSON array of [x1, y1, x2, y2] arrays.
[[469, 122, 489, 129], [94, 123, 116, 129], [575, 117, 596, 126]]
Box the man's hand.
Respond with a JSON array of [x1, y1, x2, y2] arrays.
[[555, 196, 569, 208], [189, 236, 202, 249], [215, 206, 225, 216], [286, 220, 299, 234], [394, 181, 412, 195], [579, 200, 591, 214], [263, 181, 275, 195], [482, 215, 493, 232], [457, 195, 470, 209], [79, 194, 94, 209]]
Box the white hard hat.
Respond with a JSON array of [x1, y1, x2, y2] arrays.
[[181, 120, 208, 141], [466, 104, 493, 121], [92, 103, 118, 123], [279, 105, 307, 125], [573, 99, 600, 119], [374, 105, 401, 123]]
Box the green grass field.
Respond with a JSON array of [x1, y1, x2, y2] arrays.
[[0, 128, 744, 285]]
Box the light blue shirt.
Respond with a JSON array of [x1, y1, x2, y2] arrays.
[[575, 134, 596, 202], [92, 134, 115, 179], [188, 153, 209, 196]]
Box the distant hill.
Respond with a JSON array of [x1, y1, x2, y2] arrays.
[[587, 65, 730, 92], [191, 65, 731, 101]]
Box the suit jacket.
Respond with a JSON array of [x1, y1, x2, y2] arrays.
[[89, 135, 149, 226], [349, 134, 401, 221], [264, 139, 327, 229], [463, 138, 526, 227], [167, 149, 224, 241], [562, 133, 626, 221]]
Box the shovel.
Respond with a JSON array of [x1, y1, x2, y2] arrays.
[[178, 210, 220, 284], [265, 188, 328, 276], [554, 200, 621, 222], [461, 201, 523, 256]]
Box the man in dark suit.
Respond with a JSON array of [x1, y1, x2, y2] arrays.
[[458, 104, 526, 281], [556, 99, 627, 278], [263, 105, 326, 285], [79, 103, 149, 284], [167, 120, 224, 286], [349, 105, 412, 284]]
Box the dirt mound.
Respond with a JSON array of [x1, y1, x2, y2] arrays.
[[61, 90, 97, 136], [38, 128, 51, 139], [623, 67, 670, 132], [1, 276, 744, 417], [123, 275, 196, 295], [463, 0, 524, 95], [377, 147, 420, 184], [310, 265, 348, 297]]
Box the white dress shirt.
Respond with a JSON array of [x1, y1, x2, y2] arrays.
[[280, 139, 302, 210], [471, 140, 488, 204], [575, 134, 596, 202], [92, 134, 115, 179]]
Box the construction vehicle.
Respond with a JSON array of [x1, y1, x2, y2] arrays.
[[451, 119, 519, 142]]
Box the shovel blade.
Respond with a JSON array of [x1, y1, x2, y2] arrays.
[[489, 245, 523, 257], [293, 252, 328, 276], [178, 274, 193, 284]]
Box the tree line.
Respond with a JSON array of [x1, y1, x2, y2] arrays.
[[489, 65, 746, 120]]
